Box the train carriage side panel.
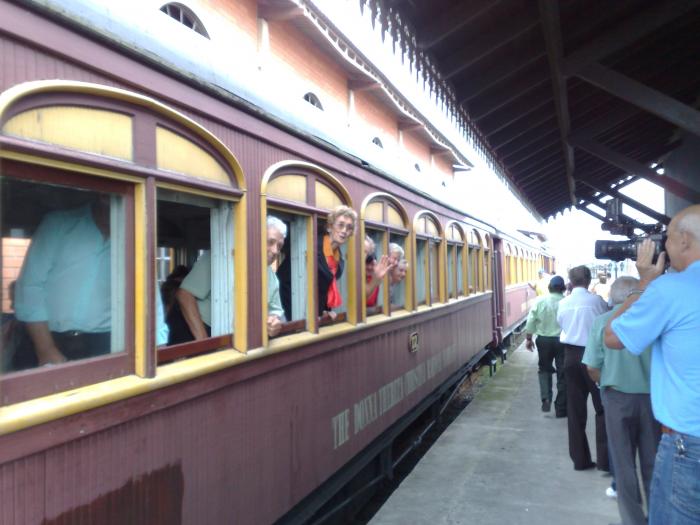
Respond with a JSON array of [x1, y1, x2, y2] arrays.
[[0, 298, 491, 524]]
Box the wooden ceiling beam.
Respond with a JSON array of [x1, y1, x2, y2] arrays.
[[439, 14, 539, 78], [490, 116, 557, 151], [563, 0, 699, 77], [417, 0, 500, 50], [466, 66, 549, 118], [538, 0, 576, 206], [575, 63, 700, 138], [570, 137, 700, 203]]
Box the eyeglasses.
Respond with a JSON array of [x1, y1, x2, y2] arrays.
[[333, 221, 354, 232]]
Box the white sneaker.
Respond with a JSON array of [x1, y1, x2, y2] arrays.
[[605, 487, 617, 499]]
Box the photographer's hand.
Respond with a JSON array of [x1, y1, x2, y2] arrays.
[[636, 238, 666, 288]]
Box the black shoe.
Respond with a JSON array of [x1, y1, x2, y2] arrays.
[[555, 412, 567, 418], [574, 462, 596, 471], [541, 399, 551, 412]]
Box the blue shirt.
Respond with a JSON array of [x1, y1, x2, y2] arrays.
[[15, 205, 111, 332], [611, 261, 700, 437], [15, 204, 169, 345]]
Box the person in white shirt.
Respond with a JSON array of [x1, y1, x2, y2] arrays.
[[557, 265, 609, 471]]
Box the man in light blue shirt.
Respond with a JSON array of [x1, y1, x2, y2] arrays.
[[14, 198, 168, 367], [605, 204, 700, 525]]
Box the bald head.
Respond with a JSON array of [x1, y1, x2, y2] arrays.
[[674, 204, 700, 242], [666, 205, 700, 270]]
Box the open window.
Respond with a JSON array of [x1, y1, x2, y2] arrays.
[[261, 161, 354, 342], [0, 81, 246, 391], [360, 193, 410, 319], [156, 189, 235, 363], [414, 212, 443, 307]]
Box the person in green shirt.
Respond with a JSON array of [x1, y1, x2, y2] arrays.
[[524, 275, 567, 416], [582, 276, 660, 525]]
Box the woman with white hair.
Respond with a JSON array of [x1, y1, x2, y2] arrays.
[[318, 205, 357, 319]]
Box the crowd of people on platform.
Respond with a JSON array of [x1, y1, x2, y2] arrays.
[[524, 204, 700, 525]]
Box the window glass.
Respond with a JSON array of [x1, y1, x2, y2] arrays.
[[415, 239, 427, 305], [457, 245, 464, 295], [388, 234, 407, 309], [483, 248, 491, 290], [447, 244, 455, 299], [157, 189, 233, 355], [429, 240, 439, 302], [2, 176, 125, 371]]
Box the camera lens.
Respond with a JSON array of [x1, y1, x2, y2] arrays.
[[594, 240, 637, 261]]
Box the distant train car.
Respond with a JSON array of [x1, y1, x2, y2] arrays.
[[0, 2, 552, 524]]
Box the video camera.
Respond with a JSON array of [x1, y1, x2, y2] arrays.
[[593, 198, 666, 263]]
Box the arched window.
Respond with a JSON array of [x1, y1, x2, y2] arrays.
[[160, 3, 210, 38], [372, 137, 384, 148], [0, 80, 245, 403], [414, 212, 443, 307], [361, 193, 410, 318], [303, 92, 324, 111], [261, 161, 354, 342]]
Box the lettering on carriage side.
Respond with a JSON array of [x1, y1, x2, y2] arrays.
[[404, 362, 426, 396], [353, 392, 378, 435], [332, 344, 462, 447], [426, 353, 443, 379], [378, 377, 404, 416], [332, 409, 350, 449]]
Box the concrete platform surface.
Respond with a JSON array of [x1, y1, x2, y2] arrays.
[[370, 343, 619, 525]]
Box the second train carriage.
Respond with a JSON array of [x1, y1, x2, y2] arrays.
[[0, 2, 553, 524]]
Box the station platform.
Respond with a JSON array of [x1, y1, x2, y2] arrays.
[[370, 342, 620, 525]]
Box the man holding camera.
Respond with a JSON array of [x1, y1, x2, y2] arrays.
[[605, 204, 700, 525]]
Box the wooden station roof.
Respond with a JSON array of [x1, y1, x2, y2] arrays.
[[366, 0, 700, 223]]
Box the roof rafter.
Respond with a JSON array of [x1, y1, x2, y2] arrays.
[[538, 0, 576, 206], [570, 137, 700, 203]]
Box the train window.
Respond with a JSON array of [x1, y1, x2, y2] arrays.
[[429, 240, 439, 302], [364, 228, 385, 315], [273, 211, 310, 336], [468, 229, 481, 293], [415, 239, 428, 306], [0, 164, 133, 404], [156, 188, 234, 363], [262, 164, 355, 337], [483, 234, 492, 291], [447, 244, 455, 298], [446, 223, 466, 299], [388, 234, 407, 310], [414, 212, 442, 307], [360, 193, 409, 318], [160, 3, 210, 38]]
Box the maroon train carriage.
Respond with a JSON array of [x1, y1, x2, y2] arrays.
[[0, 3, 551, 524]]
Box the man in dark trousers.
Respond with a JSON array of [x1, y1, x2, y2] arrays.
[[557, 265, 609, 471], [524, 275, 567, 417], [584, 276, 659, 525]]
